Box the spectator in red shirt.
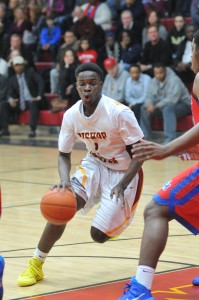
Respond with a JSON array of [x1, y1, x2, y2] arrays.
[[77, 37, 97, 63]]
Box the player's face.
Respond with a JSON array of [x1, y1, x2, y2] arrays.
[[191, 40, 199, 73], [76, 71, 103, 105]]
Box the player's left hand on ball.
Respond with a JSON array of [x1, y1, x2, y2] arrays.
[[110, 185, 125, 208]]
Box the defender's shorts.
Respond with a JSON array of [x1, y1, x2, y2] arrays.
[[154, 162, 199, 235], [71, 156, 143, 237]]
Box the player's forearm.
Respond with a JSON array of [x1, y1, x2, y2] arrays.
[[119, 160, 143, 188], [58, 152, 71, 184], [164, 123, 199, 156]]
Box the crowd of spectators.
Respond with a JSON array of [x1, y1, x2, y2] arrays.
[[0, 0, 197, 143]]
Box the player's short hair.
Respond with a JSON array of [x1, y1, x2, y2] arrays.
[[193, 30, 199, 48], [75, 63, 104, 81]]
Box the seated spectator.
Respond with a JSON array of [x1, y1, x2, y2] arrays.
[[140, 25, 172, 77], [119, 29, 142, 71], [140, 63, 191, 143], [0, 3, 12, 49], [1, 33, 34, 68], [7, 49, 21, 76], [72, 6, 104, 48], [167, 14, 186, 60], [42, 0, 65, 17], [0, 56, 45, 138], [142, 0, 169, 17], [81, 0, 112, 31], [102, 57, 129, 103], [77, 37, 98, 63], [7, 7, 32, 37], [119, 0, 146, 23], [97, 31, 122, 70], [172, 0, 191, 17], [115, 10, 143, 45], [142, 10, 168, 47], [50, 30, 79, 94], [173, 23, 196, 84], [106, 0, 121, 21], [191, 0, 199, 28], [125, 63, 151, 123], [59, 49, 80, 107], [36, 14, 61, 62]]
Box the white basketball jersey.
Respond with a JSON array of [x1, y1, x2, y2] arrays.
[[58, 95, 143, 170]]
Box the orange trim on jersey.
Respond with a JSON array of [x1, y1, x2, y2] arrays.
[[105, 168, 144, 236], [77, 165, 87, 187]]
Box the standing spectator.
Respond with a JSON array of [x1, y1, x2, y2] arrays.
[[125, 64, 151, 123], [142, 10, 168, 47], [102, 57, 129, 103], [140, 25, 172, 77], [119, 29, 142, 71], [36, 14, 61, 62], [191, 0, 199, 28], [140, 63, 191, 143], [167, 14, 186, 60], [81, 0, 112, 31], [173, 23, 196, 85], [115, 10, 143, 44], [77, 37, 98, 63], [0, 56, 45, 138], [50, 30, 79, 94]]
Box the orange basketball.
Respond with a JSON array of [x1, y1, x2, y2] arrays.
[[40, 189, 77, 225]]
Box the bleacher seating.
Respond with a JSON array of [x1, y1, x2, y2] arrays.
[[152, 114, 193, 132]]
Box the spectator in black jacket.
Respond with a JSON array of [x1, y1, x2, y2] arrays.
[[59, 49, 80, 107], [140, 24, 172, 77], [167, 14, 186, 60], [0, 56, 45, 138], [173, 23, 196, 84]]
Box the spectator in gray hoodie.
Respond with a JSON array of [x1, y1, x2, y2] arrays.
[[102, 57, 129, 103], [140, 62, 191, 143]]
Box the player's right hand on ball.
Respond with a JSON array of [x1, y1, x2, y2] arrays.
[[50, 181, 71, 191]]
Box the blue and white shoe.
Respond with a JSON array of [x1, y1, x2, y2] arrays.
[[0, 256, 5, 300], [117, 277, 154, 300], [192, 276, 199, 286]]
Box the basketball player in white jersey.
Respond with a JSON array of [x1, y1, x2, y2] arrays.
[[17, 63, 144, 287]]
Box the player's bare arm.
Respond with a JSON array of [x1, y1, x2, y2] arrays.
[[53, 151, 72, 190], [131, 121, 199, 161], [111, 143, 143, 207]]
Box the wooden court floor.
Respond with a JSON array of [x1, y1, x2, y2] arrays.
[[0, 143, 199, 299]]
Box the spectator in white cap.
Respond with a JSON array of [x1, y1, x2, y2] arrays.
[[0, 56, 46, 138]]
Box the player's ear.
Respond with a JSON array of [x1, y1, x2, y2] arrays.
[[100, 81, 103, 86]]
